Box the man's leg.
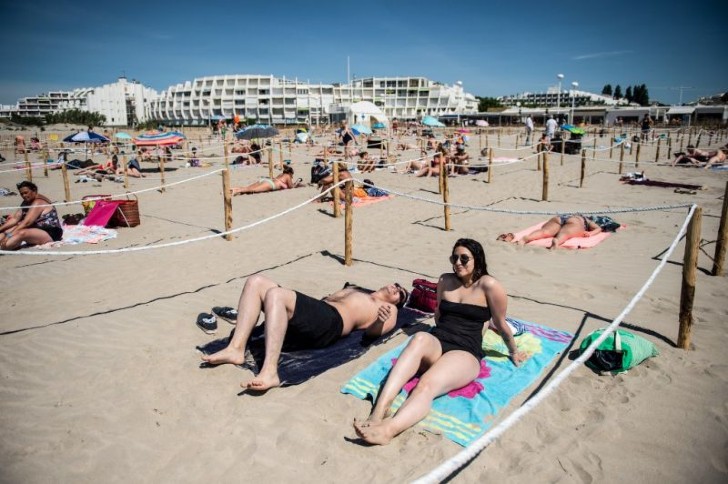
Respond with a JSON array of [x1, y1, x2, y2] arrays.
[[242, 286, 297, 391], [201, 274, 279, 365]]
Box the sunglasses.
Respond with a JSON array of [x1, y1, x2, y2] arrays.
[[449, 254, 471, 265], [394, 283, 407, 305]]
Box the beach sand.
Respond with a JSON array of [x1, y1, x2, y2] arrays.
[[1, 125, 726, 482]]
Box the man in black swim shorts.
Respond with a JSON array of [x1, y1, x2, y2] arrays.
[[201, 274, 408, 392]]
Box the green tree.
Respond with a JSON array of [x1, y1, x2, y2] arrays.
[[476, 96, 503, 112], [614, 85, 623, 99], [601, 84, 613, 96], [625, 86, 633, 103]]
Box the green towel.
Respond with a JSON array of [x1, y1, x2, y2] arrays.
[[580, 328, 659, 374]]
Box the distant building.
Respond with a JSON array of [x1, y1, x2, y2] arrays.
[[148, 75, 478, 126], [498, 87, 629, 108]]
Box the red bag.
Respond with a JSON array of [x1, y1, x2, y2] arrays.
[[407, 278, 438, 313]]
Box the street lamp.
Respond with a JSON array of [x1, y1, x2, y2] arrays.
[[556, 74, 564, 113], [570, 81, 579, 124]]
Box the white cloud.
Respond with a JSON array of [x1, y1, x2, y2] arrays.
[[572, 50, 633, 60]]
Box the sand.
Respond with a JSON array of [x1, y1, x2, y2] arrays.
[[1, 125, 727, 483]]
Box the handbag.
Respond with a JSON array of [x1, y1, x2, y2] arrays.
[[406, 278, 438, 313]]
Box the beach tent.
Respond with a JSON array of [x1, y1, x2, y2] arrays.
[[347, 101, 388, 130]]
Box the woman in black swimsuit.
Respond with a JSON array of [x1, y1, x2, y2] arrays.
[[0, 181, 63, 250], [354, 238, 527, 445]]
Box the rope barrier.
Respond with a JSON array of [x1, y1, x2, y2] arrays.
[[413, 203, 697, 484]]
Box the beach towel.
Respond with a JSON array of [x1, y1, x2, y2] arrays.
[[341, 317, 573, 446], [333, 195, 393, 208], [512, 221, 616, 249], [197, 307, 430, 387], [623, 179, 703, 190], [36, 224, 117, 248]]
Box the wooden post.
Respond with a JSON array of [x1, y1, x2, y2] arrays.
[[479, 132, 482, 152], [438, 155, 445, 195], [655, 138, 661, 163], [332, 161, 341, 218], [497, 130, 501, 147], [485, 133, 489, 148], [43, 146, 49, 177], [159, 157, 166, 193], [560, 136, 565, 165], [629, 141, 634, 155], [695, 131, 702, 148], [579, 149, 586, 188], [288, 140, 292, 161], [542, 151, 549, 201], [24, 150, 32, 182], [708, 131, 713, 146], [344, 179, 353, 266], [687, 130, 692, 147], [592, 138, 597, 152], [122, 154, 129, 189], [635, 142, 641, 168], [61, 162, 71, 202], [711, 182, 728, 276], [222, 169, 233, 241], [268, 145, 273, 179], [487, 147, 493, 183], [619, 141, 625, 174], [278, 142, 284, 169], [678, 206, 702, 350], [224, 141, 229, 168], [536, 151, 541, 171], [515, 133, 520, 148], [667, 136, 672, 159], [609, 139, 613, 159], [443, 166, 451, 231], [679, 135, 684, 154]]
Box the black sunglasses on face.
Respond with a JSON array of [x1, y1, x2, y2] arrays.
[[394, 283, 407, 304], [449, 254, 471, 265]]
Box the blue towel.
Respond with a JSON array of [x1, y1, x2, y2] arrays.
[[341, 317, 573, 446]]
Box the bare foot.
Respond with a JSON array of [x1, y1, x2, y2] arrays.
[[548, 238, 559, 250], [201, 346, 245, 366], [242, 372, 281, 392], [353, 419, 394, 445]]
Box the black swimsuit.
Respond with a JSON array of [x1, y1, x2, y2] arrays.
[[430, 299, 491, 360]]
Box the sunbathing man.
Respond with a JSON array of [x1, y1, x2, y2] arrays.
[[231, 166, 303, 195], [201, 274, 408, 391]]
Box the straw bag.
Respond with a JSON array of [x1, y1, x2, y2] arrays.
[[109, 194, 140, 227]]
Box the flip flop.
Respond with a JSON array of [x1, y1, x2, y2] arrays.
[[496, 233, 515, 242], [212, 306, 238, 324], [196, 313, 218, 334]]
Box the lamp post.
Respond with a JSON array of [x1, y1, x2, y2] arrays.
[[570, 81, 579, 124], [556, 74, 564, 114]]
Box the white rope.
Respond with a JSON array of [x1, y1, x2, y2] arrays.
[[0, 169, 224, 211], [413, 203, 697, 484], [0, 181, 347, 256]]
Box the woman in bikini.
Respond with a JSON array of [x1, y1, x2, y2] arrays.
[[499, 214, 601, 250], [231, 165, 303, 195], [0, 181, 63, 250], [354, 238, 527, 445]]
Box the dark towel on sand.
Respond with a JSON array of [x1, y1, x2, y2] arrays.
[[197, 307, 430, 387]]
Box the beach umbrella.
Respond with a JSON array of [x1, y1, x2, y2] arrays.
[[457, 128, 471, 134], [63, 131, 110, 143], [351, 124, 372, 135], [561, 124, 586, 135], [372, 122, 386, 129], [422, 116, 445, 127], [235, 124, 279, 140], [475, 120, 488, 127], [133, 131, 186, 147], [114, 132, 132, 140]]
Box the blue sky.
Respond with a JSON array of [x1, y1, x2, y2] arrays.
[[1, 0, 725, 106]]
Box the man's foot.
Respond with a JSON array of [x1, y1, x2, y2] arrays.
[[201, 346, 245, 365], [353, 419, 394, 445], [242, 372, 281, 392]]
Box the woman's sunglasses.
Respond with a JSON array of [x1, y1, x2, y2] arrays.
[[449, 254, 471, 265], [394, 283, 408, 305]]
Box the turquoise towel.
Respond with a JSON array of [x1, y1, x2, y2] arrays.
[[341, 317, 573, 446]]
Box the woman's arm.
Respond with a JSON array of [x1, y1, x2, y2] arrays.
[[13, 203, 44, 231], [482, 276, 528, 366], [0, 210, 21, 233], [585, 220, 602, 237]]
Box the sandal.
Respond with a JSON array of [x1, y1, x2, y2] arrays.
[[497, 233, 515, 242], [212, 306, 238, 323], [196, 313, 218, 334]]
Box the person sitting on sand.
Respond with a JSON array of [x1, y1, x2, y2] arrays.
[[231, 165, 303, 196], [416, 143, 448, 177], [357, 151, 376, 173], [498, 214, 602, 250], [318, 162, 353, 200], [400, 150, 428, 174], [702, 145, 727, 170], [201, 274, 408, 391], [0, 181, 63, 250], [353, 238, 527, 445], [450, 146, 470, 175]]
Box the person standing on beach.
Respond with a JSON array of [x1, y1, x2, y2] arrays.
[[545, 115, 558, 142], [525, 115, 534, 145], [200, 275, 408, 392]]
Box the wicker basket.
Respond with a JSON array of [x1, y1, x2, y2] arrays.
[[109, 195, 140, 227]]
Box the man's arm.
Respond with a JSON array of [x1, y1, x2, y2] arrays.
[[365, 303, 398, 338]]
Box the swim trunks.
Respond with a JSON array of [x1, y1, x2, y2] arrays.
[[258, 177, 277, 190], [282, 291, 344, 351], [430, 299, 491, 360]]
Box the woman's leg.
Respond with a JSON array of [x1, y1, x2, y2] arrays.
[[201, 274, 279, 365], [355, 350, 480, 445], [1, 228, 52, 250], [551, 218, 587, 249], [518, 217, 561, 245], [366, 333, 442, 422], [232, 181, 272, 195]]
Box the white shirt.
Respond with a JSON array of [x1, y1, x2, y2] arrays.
[[526, 117, 534, 130], [546, 118, 558, 135]]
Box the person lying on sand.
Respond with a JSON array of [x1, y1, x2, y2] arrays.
[[498, 214, 602, 250], [231, 166, 303, 195], [200, 274, 408, 392]]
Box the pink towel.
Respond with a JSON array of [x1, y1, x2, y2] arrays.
[[83, 200, 122, 227], [512, 221, 617, 249]]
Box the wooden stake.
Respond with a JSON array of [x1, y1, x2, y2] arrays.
[[560, 136, 565, 165], [479, 132, 482, 152], [224, 141, 229, 168], [443, 167, 451, 231], [678, 206, 702, 350], [333, 161, 341, 218], [711, 181, 728, 276], [278, 141, 284, 169], [24, 150, 32, 182], [515, 133, 520, 148], [635, 142, 641, 168], [537, 151, 541, 171], [268, 145, 273, 179], [655, 138, 661, 163], [542, 151, 549, 201], [122, 154, 129, 189], [43, 146, 49, 177], [609, 139, 613, 159], [667, 136, 672, 159], [159, 157, 166, 193], [222, 169, 233, 241], [579, 149, 586, 188], [61, 162, 71, 202], [438, 155, 444, 195], [592, 138, 597, 152], [619, 141, 625, 174], [344, 179, 353, 266], [487, 147, 493, 184]]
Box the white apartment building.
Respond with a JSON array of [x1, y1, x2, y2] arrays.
[[61, 77, 158, 126], [148, 75, 478, 126], [499, 87, 628, 108]]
